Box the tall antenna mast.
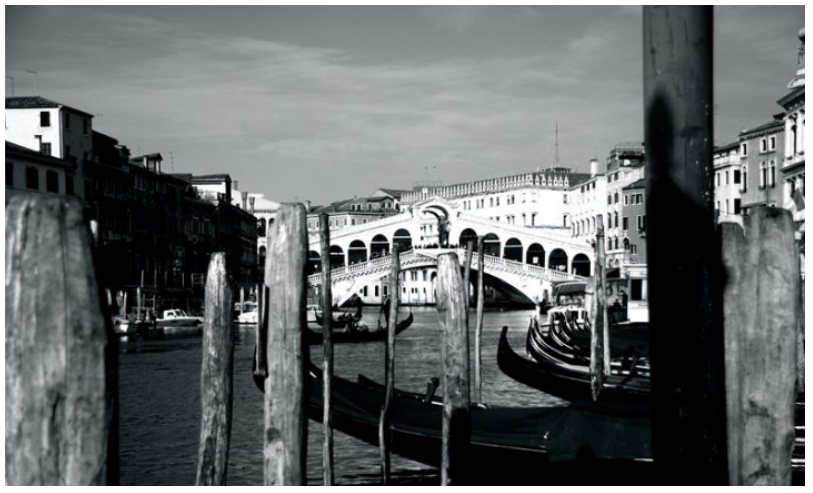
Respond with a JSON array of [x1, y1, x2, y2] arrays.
[[555, 122, 560, 167]]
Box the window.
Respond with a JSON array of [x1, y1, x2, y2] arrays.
[[630, 279, 647, 301], [741, 166, 748, 193], [734, 199, 741, 215], [637, 215, 646, 232], [6, 162, 13, 187], [624, 195, 629, 205], [40, 142, 52, 156], [741, 142, 747, 156], [40, 111, 50, 127], [26, 166, 39, 190], [374, 285, 379, 297], [769, 136, 776, 150], [614, 192, 619, 204], [489, 197, 493, 207], [623, 217, 629, 231], [608, 194, 612, 205], [46, 170, 59, 193], [733, 169, 741, 184], [759, 162, 767, 189], [725, 171, 729, 185], [760, 138, 767, 153], [716, 173, 720, 187], [768, 160, 776, 188], [725, 199, 730, 215]]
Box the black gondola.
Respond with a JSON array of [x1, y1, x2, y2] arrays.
[[315, 303, 364, 327], [305, 311, 414, 345]]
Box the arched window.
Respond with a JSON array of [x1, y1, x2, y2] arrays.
[[759, 161, 767, 189], [768, 160, 776, 188], [741, 165, 748, 193]]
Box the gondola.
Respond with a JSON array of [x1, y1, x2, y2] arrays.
[[499, 325, 651, 402], [314, 303, 364, 327], [304, 363, 660, 485], [304, 311, 414, 345]]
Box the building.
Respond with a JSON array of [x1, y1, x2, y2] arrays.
[[6, 96, 94, 199], [713, 141, 744, 220], [6, 141, 76, 200], [400, 167, 592, 233], [738, 118, 785, 214], [568, 158, 607, 245], [778, 27, 805, 257], [604, 143, 646, 266], [621, 178, 647, 265]]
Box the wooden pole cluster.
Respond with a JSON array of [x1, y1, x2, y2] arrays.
[[319, 213, 335, 486], [722, 207, 799, 485], [436, 253, 471, 486], [590, 216, 608, 401], [5, 194, 117, 485], [644, 6, 727, 484], [263, 204, 309, 486], [195, 253, 235, 486], [379, 245, 400, 484], [474, 236, 485, 403]]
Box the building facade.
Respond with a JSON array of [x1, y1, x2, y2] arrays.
[[713, 141, 744, 220], [6, 141, 76, 200], [604, 143, 646, 266], [621, 178, 647, 265], [738, 119, 785, 214]]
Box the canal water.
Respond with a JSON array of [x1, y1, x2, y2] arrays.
[[118, 307, 565, 486]]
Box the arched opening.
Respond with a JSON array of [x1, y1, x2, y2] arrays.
[[549, 248, 568, 272], [348, 239, 367, 264], [571, 253, 591, 277], [307, 250, 321, 276], [459, 228, 478, 248], [370, 234, 390, 258], [483, 233, 501, 257], [257, 218, 267, 238], [329, 245, 345, 269], [393, 228, 413, 251], [526, 243, 546, 267], [504, 237, 523, 262]]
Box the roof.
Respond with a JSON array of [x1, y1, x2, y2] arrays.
[[777, 85, 804, 109], [714, 141, 739, 153], [623, 178, 647, 190], [6, 141, 73, 169], [376, 188, 409, 199], [739, 119, 784, 139], [186, 174, 232, 184], [5, 96, 94, 118]]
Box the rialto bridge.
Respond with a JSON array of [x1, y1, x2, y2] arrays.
[[306, 198, 593, 306]]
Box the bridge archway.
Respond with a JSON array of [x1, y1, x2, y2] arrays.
[[423, 205, 452, 247], [370, 234, 390, 258], [348, 240, 367, 264], [483, 233, 501, 257], [571, 253, 591, 277], [307, 250, 321, 276], [329, 245, 345, 269], [549, 248, 568, 272], [526, 243, 546, 267], [459, 228, 478, 248], [504, 237, 523, 262], [393, 228, 413, 251]]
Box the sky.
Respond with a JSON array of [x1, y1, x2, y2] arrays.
[[5, 5, 805, 205]]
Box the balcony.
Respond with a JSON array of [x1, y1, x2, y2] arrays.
[[783, 153, 805, 170]]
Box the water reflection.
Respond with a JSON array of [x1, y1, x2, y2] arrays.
[[118, 307, 564, 485]]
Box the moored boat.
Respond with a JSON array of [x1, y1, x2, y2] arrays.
[[156, 309, 203, 329]]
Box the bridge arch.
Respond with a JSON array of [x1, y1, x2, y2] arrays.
[[329, 245, 345, 269], [459, 228, 478, 248], [307, 250, 321, 276], [526, 243, 546, 267], [549, 248, 568, 272], [571, 253, 591, 277], [504, 237, 523, 262], [370, 234, 390, 258], [393, 228, 413, 251], [483, 233, 501, 257], [348, 240, 367, 264]]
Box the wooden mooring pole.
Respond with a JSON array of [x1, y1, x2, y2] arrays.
[[463, 240, 474, 309], [6, 194, 117, 485], [263, 204, 308, 485], [589, 216, 608, 401], [379, 245, 400, 485], [474, 236, 485, 403], [195, 253, 234, 486], [436, 253, 471, 485], [319, 213, 335, 486], [644, 6, 727, 484], [722, 207, 799, 485]]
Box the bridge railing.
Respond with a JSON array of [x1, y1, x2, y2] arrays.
[[455, 212, 592, 252], [308, 248, 420, 285], [469, 252, 587, 282]]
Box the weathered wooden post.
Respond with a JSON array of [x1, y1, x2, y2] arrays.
[[252, 282, 268, 389], [239, 285, 245, 316], [319, 213, 335, 486], [196, 253, 235, 486], [474, 236, 485, 403], [436, 252, 471, 485], [379, 245, 400, 485], [136, 286, 142, 320], [722, 207, 799, 485], [590, 216, 608, 401], [463, 240, 474, 309], [263, 203, 308, 486], [6, 194, 117, 485], [644, 5, 727, 484]]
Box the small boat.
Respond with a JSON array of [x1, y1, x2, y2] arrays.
[[305, 312, 414, 345], [237, 308, 258, 325], [156, 309, 203, 329], [112, 316, 153, 336], [314, 303, 363, 328]]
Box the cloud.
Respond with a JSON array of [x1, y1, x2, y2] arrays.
[[417, 6, 490, 33]]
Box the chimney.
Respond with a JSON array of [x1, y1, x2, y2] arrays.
[[306, 200, 311, 212], [241, 191, 248, 210], [249, 196, 256, 214], [590, 158, 599, 177]]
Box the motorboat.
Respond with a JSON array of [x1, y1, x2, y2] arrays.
[[156, 309, 203, 329]]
